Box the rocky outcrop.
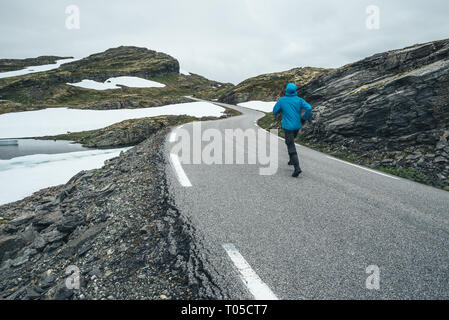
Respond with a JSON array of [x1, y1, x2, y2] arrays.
[[0, 131, 224, 300], [296, 38, 449, 189], [43, 115, 198, 148], [218, 67, 332, 105], [59, 46, 180, 82], [0, 56, 73, 72]]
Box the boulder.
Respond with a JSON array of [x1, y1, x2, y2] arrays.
[[0, 235, 26, 262], [8, 214, 35, 227]]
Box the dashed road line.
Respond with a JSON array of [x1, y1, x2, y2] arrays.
[[223, 243, 279, 300], [170, 153, 192, 187], [169, 126, 193, 187]]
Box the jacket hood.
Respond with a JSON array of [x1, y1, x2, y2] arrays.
[[285, 83, 297, 96]]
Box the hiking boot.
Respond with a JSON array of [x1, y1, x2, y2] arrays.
[[290, 153, 301, 177], [292, 167, 302, 177]]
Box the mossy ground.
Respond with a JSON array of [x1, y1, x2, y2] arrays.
[[378, 167, 429, 185], [0, 217, 10, 224]]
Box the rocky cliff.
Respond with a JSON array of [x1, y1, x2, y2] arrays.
[[263, 38, 449, 189], [0, 131, 225, 300], [218, 67, 332, 105]]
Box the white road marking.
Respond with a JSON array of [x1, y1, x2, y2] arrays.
[[326, 156, 400, 180], [170, 153, 192, 187], [169, 125, 186, 143], [223, 243, 279, 300]]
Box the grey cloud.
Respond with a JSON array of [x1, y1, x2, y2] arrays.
[[0, 0, 448, 84]]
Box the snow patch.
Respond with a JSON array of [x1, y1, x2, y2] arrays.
[[0, 102, 226, 139], [0, 148, 129, 205], [0, 58, 79, 79], [238, 101, 276, 113], [180, 69, 191, 76], [67, 76, 166, 90], [66, 79, 118, 90]]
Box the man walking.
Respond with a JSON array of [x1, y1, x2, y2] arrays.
[[273, 83, 312, 177]]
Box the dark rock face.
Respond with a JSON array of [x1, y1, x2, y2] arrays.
[[298, 38, 449, 188], [0, 131, 225, 300], [0, 235, 26, 262]]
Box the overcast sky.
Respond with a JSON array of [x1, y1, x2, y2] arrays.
[[0, 0, 448, 84]]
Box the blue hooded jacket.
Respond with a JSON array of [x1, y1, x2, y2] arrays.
[[273, 83, 312, 130]]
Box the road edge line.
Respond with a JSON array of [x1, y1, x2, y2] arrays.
[[326, 156, 400, 180], [223, 243, 279, 300], [170, 153, 192, 187]]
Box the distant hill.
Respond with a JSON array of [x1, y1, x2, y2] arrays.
[[218, 67, 332, 104], [58, 46, 179, 82], [0, 46, 232, 114], [0, 56, 73, 72]]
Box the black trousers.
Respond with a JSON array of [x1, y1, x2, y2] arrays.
[[284, 129, 299, 155], [284, 129, 300, 169]]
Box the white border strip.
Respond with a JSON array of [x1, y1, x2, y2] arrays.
[[170, 153, 192, 187], [223, 243, 278, 300], [326, 156, 400, 180]]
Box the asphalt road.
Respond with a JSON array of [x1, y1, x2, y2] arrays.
[[165, 100, 449, 300]]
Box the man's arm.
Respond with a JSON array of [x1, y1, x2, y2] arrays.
[[301, 99, 312, 120], [273, 100, 282, 115]]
